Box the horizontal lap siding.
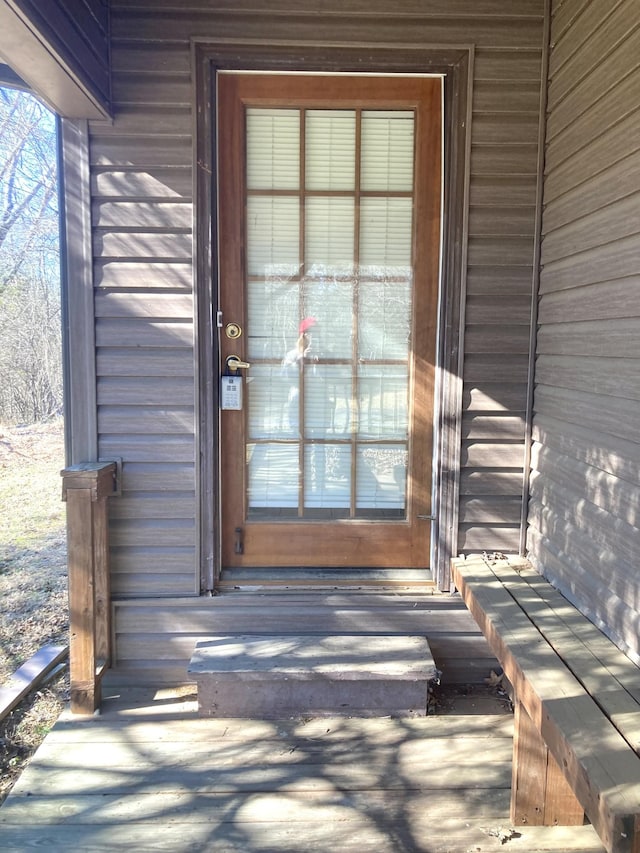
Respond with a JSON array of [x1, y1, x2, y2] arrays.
[[109, 595, 498, 685], [91, 26, 196, 597], [103, 1, 544, 605], [462, 31, 542, 553], [529, 0, 640, 660]]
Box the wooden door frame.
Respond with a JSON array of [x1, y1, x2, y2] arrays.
[[193, 40, 473, 593]]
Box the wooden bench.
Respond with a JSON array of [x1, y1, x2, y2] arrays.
[[451, 555, 640, 853]]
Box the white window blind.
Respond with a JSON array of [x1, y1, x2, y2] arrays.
[[305, 110, 356, 190], [305, 197, 355, 273], [359, 197, 413, 270], [358, 279, 412, 360], [304, 445, 351, 509], [246, 108, 300, 190], [360, 110, 415, 191], [357, 446, 407, 509], [247, 443, 299, 508], [247, 196, 299, 276]]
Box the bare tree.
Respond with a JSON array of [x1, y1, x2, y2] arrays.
[[0, 88, 60, 424]]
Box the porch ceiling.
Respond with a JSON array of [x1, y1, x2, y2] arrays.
[[0, 0, 110, 118]]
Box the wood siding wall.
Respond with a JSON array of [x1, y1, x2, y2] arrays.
[[529, 0, 640, 661], [460, 6, 544, 556], [111, 595, 499, 687], [11, 0, 111, 115], [94, 10, 196, 596], [98, 1, 545, 600]]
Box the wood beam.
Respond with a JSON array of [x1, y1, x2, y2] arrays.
[[511, 699, 583, 826], [62, 462, 117, 715], [0, 0, 109, 118]]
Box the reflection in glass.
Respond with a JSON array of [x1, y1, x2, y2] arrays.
[[305, 444, 351, 510], [303, 281, 353, 360], [357, 365, 408, 440], [305, 365, 352, 438], [247, 444, 299, 510], [357, 445, 407, 512], [247, 279, 299, 360], [248, 365, 298, 439], [358, 279, 411, 360]]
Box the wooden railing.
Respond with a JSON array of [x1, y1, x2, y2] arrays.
[[61, 462, 118, 714]]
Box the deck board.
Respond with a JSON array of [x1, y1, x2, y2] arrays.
[[0, 688, 605, 852]]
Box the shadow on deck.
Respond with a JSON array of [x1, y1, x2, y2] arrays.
[[0, 687, 604, 852]]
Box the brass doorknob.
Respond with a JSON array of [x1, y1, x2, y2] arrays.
[[226, 355, 251, 372]]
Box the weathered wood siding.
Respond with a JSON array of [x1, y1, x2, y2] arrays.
[[529, 0, 640, 661], [459, 13, 542, 553], [9, 0, 111, 116], [110, 594, 500, 686], [93, 11, 196, 596], [99, 1, 545, 603]]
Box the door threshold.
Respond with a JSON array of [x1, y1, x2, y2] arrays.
[[217, 567, 435, 592]]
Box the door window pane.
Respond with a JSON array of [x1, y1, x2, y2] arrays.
[[246, 108, 300, 190], [305, 365, 352, 438], [357, 365, 408, 440], [303, 281, 353, 360], [361, 110, 415, 191], [306, 110, 356, 190], [305, 197, 355, 273], [359, 197, 413, 271], [305, 444, 351, 509], [247, 443, 299, 510], [358, 279, 411, 360], [356, 445, 407, 511], [247, 196, 299, 277], [247, 280, 300, 360], [248, 365, 299, 440]]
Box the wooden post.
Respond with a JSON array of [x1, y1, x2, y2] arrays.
[[511, 700, 584, 827], [61, 462, 117, 715]]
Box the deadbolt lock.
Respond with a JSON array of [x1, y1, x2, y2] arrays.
[[225, 323, 242, 340]]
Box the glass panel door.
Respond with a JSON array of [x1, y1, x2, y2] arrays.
[[217, 73, 441, 569]]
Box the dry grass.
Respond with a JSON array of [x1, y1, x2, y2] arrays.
[[0, 418, 69, 802]]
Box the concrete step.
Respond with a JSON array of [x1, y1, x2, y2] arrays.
[[188, 634, 438, 719]]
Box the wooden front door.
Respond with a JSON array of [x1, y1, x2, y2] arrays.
[[217, 72, 441, 569]]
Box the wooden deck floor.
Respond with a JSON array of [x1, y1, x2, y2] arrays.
[[0, 688, 605, 852]]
